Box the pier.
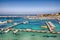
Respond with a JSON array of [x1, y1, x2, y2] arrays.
[[56, 18, 60, 24], [46, 22, 55, 32], [5, 22, 24, 29]]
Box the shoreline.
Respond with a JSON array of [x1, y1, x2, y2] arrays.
[[0, 13, 60, 34]]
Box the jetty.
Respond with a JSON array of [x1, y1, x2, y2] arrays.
[[46, 22, 55, 32], [6, 22, 23, 29]]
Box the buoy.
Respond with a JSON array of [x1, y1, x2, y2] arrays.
[[41, 26, 47, 29], [7, 20, 13, 23]]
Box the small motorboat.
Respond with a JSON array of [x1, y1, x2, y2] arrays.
[[59, 22, 60, 24], [23, 21, 29, 24]]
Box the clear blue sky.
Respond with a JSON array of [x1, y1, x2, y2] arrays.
[[0, 0, 60, 14]]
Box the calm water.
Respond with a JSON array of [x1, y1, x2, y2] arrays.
[[0, 17, 60, 40], [0, 17, 60, 31], [0, 31, 60, 40]]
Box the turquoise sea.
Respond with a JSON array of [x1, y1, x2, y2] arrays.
[[0, 31, 60, 40], [0, 17, 60, 40]]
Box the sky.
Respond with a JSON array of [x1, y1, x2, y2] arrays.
[[0, 0, 60, 14]]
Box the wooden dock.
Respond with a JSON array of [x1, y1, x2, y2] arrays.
[[46, 22, 54, 32]]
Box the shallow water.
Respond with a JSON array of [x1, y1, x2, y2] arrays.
[[0, 17, 60, 40], [0, 31, 60, 40]]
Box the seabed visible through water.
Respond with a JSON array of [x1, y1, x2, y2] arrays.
[[0, 16, 60, 40]]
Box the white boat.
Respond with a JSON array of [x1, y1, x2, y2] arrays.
[[59, 22, 60, 24], [0, 28, 3, 32], [13, 23, 18, 25], [4, 29, 10, 33], [13, 30, 18, 34], [48, 22, 55, 27], [0, 21, 7, 24], [23, 21, 29, 24], [25, 29, 32, 31]]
